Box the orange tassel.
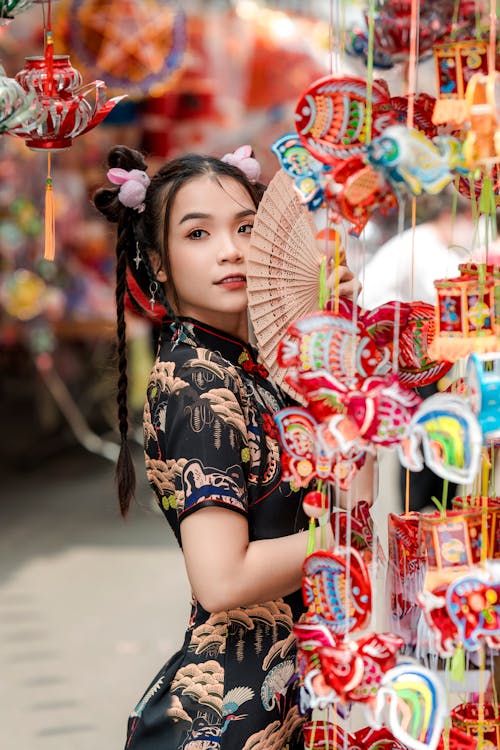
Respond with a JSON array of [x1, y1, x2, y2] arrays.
[[44, 152, 55, 261]]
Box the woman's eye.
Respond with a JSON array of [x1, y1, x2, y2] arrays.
[[187, 228, 207, 240], [239, 223, 254, 234]]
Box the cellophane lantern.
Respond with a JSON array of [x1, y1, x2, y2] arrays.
[[428, 263, 500, 361], [9, 50, 124, 151]]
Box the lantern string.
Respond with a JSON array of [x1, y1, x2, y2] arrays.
[[43, 0, 56, 261], [488, 0, 496, 73]]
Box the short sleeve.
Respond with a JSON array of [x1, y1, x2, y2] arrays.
[[144, 351, 250, 522]]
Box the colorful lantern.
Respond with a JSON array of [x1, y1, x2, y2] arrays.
[[433, 39, 489, 101], [420, 508, 485, 591], [271, 133, 327, 210], [387, 512, 426, 647], [398, 392, 483, 485], [8, 53, 125, 150], [294, 75, 398, 165], [0, 0, 35, 23], [451, 702, 500, 748], [432, 69, 500, 170], [0, 64, 45, 132], [466, 353, 500, 441], [68, 0, 187, 97], [365, 126, 468, 197], [452, 495, 500, 558], [428, 263, 500, 361], [273, 406, 369, 490], [418, 525, 500, 655]]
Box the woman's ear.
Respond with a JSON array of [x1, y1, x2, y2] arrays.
[[156, 268, 167, 283], [149, 251, 167, 282]]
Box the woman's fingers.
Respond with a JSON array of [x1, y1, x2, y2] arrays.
[[326, 265, 362, 301]]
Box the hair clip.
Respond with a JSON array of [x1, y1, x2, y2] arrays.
[[221, 145, 261, 183], [107, 167, 150, 212]]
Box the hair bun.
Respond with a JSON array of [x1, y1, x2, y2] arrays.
[[93, 146, 148, 223]]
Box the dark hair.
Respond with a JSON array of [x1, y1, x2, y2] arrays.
[[93, 145, 265, 516]]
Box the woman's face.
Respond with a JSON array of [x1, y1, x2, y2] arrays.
[[164, 174, 256, 340]]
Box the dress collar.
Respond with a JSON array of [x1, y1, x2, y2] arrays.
[[166, 317, 268, 378]]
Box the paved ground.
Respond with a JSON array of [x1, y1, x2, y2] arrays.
[[1, 444, 191, 750], [1, 441, 401, 750]]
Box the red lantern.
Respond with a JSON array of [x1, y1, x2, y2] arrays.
[[451, 702, 500, 747], [9, 52, 124, 150]]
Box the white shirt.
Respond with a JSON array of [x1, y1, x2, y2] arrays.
[[360, 223, 471, 309]]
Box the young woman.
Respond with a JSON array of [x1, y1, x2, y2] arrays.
[[94, 145, 360, 750]]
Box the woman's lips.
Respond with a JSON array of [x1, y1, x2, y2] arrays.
[[215, 275, 247, 288]]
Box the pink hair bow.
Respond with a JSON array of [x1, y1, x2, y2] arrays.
[[221, 145, 261, 182], [107, 167, 151, 212]]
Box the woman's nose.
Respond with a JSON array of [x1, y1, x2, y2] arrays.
[[218, 235, 244, 263]]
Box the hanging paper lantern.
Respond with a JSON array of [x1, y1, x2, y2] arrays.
[[387, 512, 426, 648], [366, 125, 468, 197], [67, 0, 186, 96], [432, 68, 500, 170], [451, 702, 500, 747], [420, 508, 485, 591], [0, 0, 35, 24], [428, 263, 500, 361], [294, 75, 398, 165], [7, 53, 125, 150], [452, 495, 500, 557], [418, 515, 500, 656], [433, 39, 490, 101], [466, 352, 500, 441], [0, 64, 45, 132]]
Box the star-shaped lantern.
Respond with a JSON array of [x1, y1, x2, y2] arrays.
[[69, 0, 186, 96]]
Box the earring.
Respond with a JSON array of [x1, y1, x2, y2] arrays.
[[133, 241, 142, 270], [149, 281, 158, 311]]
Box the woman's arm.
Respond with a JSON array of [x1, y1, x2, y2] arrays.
[[180, 508, 332, 613]]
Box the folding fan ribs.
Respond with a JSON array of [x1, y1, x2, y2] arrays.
[[247, 168, 326, 394]]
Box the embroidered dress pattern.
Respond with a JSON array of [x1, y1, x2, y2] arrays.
[[126, 319, 308, 750]]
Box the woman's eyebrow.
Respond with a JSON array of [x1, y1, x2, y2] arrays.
[[179, 208, 256, 224], [179, 212, 210, 224]]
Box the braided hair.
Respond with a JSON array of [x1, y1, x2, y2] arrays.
[[93, 145, 265, 516]]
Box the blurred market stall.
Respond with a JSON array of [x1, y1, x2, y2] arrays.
[[0, 0, 339, 466]]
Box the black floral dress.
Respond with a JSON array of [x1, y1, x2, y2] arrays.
[[125, 318, 309, 750]]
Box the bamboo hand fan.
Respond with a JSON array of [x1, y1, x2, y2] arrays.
[[247, 168, 330, 397]]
